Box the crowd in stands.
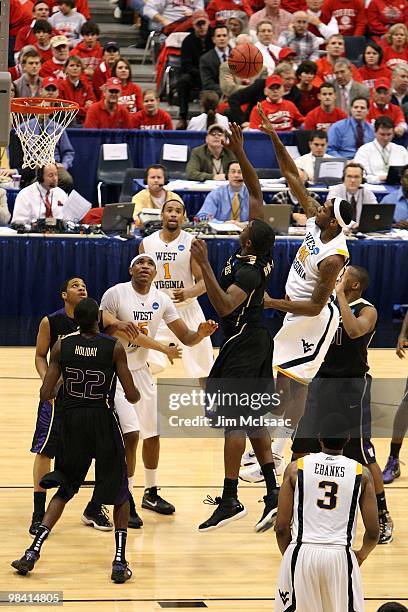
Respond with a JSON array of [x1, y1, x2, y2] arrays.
[[3, 0, 408, 229]]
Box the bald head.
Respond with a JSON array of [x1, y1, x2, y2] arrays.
[[292, 11, 309, 34]]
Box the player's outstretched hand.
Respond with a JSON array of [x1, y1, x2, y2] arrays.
[[396, 335, 407, 359], [223, 122, 244, 154], [166, 343, 182, 364], [197, 320, 218, 338], [191, 239, 209, 264], [257, 102, 276, 136]]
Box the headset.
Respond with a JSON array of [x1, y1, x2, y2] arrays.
[[144, 164, 168, 186]]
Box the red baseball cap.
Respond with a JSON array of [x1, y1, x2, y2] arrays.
[[105, 77, 122, 92], [279, 47, 296, 60], [265, 75, 283, 88], [374, 78, 391, 91], [42, 76, 60, 90]]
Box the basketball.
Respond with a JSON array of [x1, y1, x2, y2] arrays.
[[228, 43, 264, 79]]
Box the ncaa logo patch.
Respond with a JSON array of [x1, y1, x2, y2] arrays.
[[152, 302, 159, 310], [178, 244, 185, 251], [313, 247, 320, 255]]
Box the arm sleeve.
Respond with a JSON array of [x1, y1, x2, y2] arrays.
[[83, 104, 99, 128], [100, 287, 119, 316], [58, 132, 75, 169], [354, 0, 368, 35], [248, 105, 261, 129], [302, 110, 316, 130], [233, 265, 261, 294], [197, 190, 221, 220], [163, 294, 181, 325], [199, 55, 221, 96], [318, 15, 338, 38], [143, 0, 165, 20], [186, 150, 212, 181], [11, 191, 30, 225], [164, 111, 173, 130], [326, 123, 341, 156]]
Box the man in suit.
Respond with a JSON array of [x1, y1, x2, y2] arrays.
[[327, 162, 378, 226], [327, 97, 374, 158], [199, 24, 231, 97], [333, 58, 369, 113]]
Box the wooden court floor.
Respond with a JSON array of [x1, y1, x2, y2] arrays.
[[0, 347, 407, 612]]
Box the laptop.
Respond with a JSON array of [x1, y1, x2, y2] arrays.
[[314, 157, 347, 186], [385, 166, 406, 185], [263, 204, 292, 235], [102, 203, 135, 234], [357, 204, 395, 233]]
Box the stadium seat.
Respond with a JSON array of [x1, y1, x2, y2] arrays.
[[256, 168, 282, 179], [96, 144, 133, 207], [159, 144, 190, 179], [119, 168, 147, 202]]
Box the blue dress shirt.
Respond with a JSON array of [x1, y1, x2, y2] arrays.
[[381, 187, 408, 222], [327, 118, 375, 159], [197, 184, 249, 222]]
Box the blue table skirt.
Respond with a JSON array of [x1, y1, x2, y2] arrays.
[[0, 236, 406, 346]]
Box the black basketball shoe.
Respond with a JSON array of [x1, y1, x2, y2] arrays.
[[11, 550, 40, 575], [29, 512, 44, 537], [129, 493, 143, 529], [111, 560, 132, 583], [255, 489, 279, 533], [198, 495, 247, 532], [82, 504, 113, 531], [142, 487, 175, 515]]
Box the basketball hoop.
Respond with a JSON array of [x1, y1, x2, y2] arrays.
[[11, 97, 79, 169]]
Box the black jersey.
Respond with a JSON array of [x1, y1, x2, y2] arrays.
[[60, 332, 117, 411], [47, 308, 78, 349], [319, 299, 376, 378], [219, 249, 273, 338]]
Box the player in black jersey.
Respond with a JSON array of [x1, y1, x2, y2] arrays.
[[191, 123, 279, 533], [382, 310, 408, 485], [292, 265, 394, 544], [30, 277, 140, 536], [12, 298, 140, 583]]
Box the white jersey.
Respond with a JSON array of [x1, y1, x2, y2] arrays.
[[292, 453, 362, 547], [286, 217, 349, 302], [142, 230, 196, 308], [100, 281, 179, 370]]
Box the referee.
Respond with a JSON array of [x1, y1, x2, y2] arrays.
[[12, 298, 140, 584]]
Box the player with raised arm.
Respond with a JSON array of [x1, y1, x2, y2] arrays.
[[256, 102, 354, 465], [191, 123, 279, 533], [275, 413, 379, 612], [12, 298, 140, 583]]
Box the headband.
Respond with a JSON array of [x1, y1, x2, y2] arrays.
[[333, 197, 355, 229], [130, 253, 158, 268]]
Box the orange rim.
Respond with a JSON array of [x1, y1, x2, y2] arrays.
[[11, 97, 79, 115]]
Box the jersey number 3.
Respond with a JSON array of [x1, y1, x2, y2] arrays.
[[317, 480, 339, 510]]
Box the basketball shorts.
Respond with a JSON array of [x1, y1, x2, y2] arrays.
[[50, 406, 128, 505], [205, 323, 276, 430], [148, 300, 214, 378], [275, 543, 364, 612], [30, 398, 62, 458], [273, 302, 339, 383], [292, 375, 376, 465], [114, 364, 158, 439]]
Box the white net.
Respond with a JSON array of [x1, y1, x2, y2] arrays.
[[11, 98, 79, 169]]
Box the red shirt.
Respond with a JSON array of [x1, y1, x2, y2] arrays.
[[118, 82, 143, 114], [280, 0, 307, 12], [10, 0, 33, 37], [303, 105, 347, 130], [40, 58, 67, 79], [35, 44, 53, 63], [367, 101, 405, 126], [84, 99, 133, 129], [71, 41, 103, 75], [366, 0, 408, 36], [92, 62, 112, 99], [131, 109, 173, 130], [249, 98, 304, 131], [206, 0, 252, 25], [322, 0, 366, 36], [58, 78, 95, 122], [358, 64, 392, 90], [382, 45, 408, 70], [314, 56, 363, 85], [298, 86, 320, 115]]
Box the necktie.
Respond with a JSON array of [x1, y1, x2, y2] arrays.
[[350, 194, 357, 220], [44, 190, 52, 218], [222, 52, 227, 63], [355, 121, 364, 150], [231, 192, 240, 221], [340, 86, 348, 112]]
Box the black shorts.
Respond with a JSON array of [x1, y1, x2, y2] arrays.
[[50, 406, 128, 505], [30, 398, 63, 458], [205, 325, 276, 430], [292, 375, 376, 465]]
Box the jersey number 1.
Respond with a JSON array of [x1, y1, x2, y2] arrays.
[[317, 480, 339, 510], [163, 263, 171, 279]]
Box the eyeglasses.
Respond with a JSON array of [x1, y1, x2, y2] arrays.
[[209, 131, 223, 137], [195, 20, 207, 25], [108, 89, 120, 93], [45, 87, 58, 91]]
